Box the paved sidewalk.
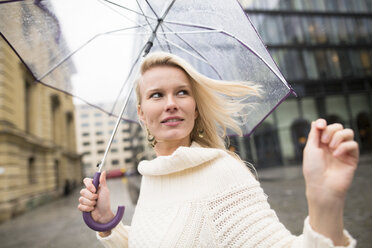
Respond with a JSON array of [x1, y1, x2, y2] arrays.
[[0, 178, 134, 248], [0, 162, 370, 247], [258, 163, 372, 247]]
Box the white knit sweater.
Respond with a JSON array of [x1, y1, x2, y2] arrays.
[[97, 142, 356, 248]]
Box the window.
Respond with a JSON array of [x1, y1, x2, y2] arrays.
[[337, 50, 353, 77], [271, 49, 289, 78], [82, 142, 90, 146], [82, 132, 89, 136], [96, 131, 103, 136], [302, 17, 317, 44], [326, 50, 342, 78], [356, 18, 371, 43], [283, 16, 304, 44], [292, 0, 304, 10], [111, 160, 119, 166], [360, 50, 372, 76], [82, 151, 91, 156], [314, 17, 328, 44], [327, 17, 339, 44], [345, 18, 356, 44], [314, 50, 330, 78], [349, 50, 364, 76], [111, 148, 118, 153], [285, 50, 306, 80], [312, 0, 326, 11], [81, 123, 89, 127], [337, 18, 349, 44], [97, 150, 104, 154], [94, 113, 102, 117], [80, 114, 89, 118], [125, 158, 133, 164], [96, 140, 104, 145], [123, 147, 131, 151], [302, 50, 319, 80], [95, 122, 103, 126], [28, 157, 37, 184]]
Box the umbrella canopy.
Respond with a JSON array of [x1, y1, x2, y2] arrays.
[[0, 0, 297, 232], [0, 0, 295, 137]]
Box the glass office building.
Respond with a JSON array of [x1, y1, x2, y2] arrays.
[[233, 0, 372, 167]]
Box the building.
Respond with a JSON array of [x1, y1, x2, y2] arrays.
[[75, 103, 154, 178], [0, 38, 81, 222], [0, 3, 81, 222], [231, 0, 372, 167]]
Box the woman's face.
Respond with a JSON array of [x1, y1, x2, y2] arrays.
[[137, 65, 198, 146]]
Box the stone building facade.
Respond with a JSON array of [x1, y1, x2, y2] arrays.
[[0, 38, 81, 222]]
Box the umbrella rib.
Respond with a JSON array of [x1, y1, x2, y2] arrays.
[[135, 0, 156, 32], [159, 25, 172, 53], [37, 24, 152, 81], [101, 0, 156, 20], [144, 0, 159, 19], [0, 0, 24, 4], [157, 30, 223, 35], [154, 0, 176, 54], [161, 23, 223, 80], [97, 0, 151, 29], [156, 36, 209, 67], [162, 20, 288, 87]]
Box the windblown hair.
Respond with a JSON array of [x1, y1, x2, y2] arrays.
[[135, 52, 261, 153]]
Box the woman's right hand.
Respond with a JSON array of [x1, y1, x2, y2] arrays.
[[78, 171, 115, 224]]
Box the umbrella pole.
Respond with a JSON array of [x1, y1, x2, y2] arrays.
[[96, 86, 135, 173]]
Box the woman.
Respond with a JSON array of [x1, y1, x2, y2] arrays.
[[78, 52, 358, 247]]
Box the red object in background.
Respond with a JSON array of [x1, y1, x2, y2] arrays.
[[106, 168, 126, 179]]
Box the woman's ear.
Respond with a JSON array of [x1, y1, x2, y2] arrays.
[[137, 105, 145, 123], [194, 108, 198, 120]]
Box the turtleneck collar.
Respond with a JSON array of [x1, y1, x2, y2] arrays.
[[138, 142, 226, 176]]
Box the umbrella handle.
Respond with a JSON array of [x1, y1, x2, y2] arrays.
[[82, 172, 125, 232]]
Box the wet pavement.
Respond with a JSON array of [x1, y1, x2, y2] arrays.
[[0, 163, 371, 247], [0, 177, 135, 248]]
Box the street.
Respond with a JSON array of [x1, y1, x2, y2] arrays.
[[0, 164, 371, 247]]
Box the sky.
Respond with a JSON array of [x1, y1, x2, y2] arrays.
[[51, 0, 141, 105]]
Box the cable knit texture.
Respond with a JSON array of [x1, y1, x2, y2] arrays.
[[97, 142, 356, 248]]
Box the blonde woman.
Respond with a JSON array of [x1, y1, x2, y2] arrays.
[[78, 52, 358, 247]]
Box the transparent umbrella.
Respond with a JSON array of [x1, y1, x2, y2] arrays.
[[0, 0, 295, 231]]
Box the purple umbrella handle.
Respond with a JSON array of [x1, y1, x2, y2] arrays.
[[82, 172, 125, 232]]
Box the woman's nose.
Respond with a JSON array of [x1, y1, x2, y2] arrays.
[[165, 95, 178, 112]]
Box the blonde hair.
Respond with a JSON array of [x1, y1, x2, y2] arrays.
[[136, 52, 261, 154]]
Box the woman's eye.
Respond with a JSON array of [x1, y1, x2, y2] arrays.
[[178, 90, 188, 96], [150, 92, 162, 98]]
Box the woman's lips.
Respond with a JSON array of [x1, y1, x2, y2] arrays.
[[161, 118, 184, 126]]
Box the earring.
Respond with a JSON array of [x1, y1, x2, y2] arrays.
[[198, 129, 205, 138], [147, 130, 156, 147]]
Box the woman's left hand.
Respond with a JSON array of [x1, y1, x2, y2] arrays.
[[302, 119, 359, 245], [303, 118, 359, 201]]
